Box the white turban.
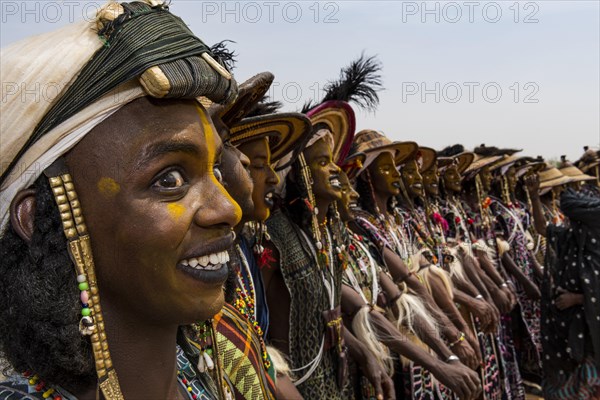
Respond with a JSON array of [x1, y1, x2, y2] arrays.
[[0, 18, 145, 232], [0, 0, 236, 232]]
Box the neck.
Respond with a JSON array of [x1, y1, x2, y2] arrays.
[[372, 191, 390, 218], [463, 187, 479, 208], [76, 299, 182, 400], [446, 191, 457, 203], [315, 198, 332, 224]]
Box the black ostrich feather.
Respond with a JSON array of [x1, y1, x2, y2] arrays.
[[321, 53, 383, 112], [474, 144, 521, 157], [300, 100, 316, 114], [438, 144, 465, 157], [245, 95, 283, 118], [210, 40, 237, 71]]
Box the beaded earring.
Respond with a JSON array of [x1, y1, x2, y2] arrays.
[[44, 160, 124, 400], [475, 174, 491, 229], [501, 175, 513, 208], [364, 169, 383, 221], [297, 153, 326, 259]]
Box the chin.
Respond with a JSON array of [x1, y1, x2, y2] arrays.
[[202, 290, 226, 320], [255, 207, 269, 222]]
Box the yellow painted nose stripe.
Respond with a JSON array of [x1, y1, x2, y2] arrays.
[[196, 104, 242, 225]]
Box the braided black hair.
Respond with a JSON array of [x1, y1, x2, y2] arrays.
[[355, 172, 379, 216], [284, 158, 314, 231], [0, 176, 95, 387]]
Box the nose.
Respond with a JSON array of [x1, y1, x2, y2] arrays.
[[194, 178, 242, 228], [267, 165, 280, 185], [350, 188, 359, 201], [329, 162, 341, 174], [414, 170, 423, 182]]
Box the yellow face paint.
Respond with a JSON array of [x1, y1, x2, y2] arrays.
[[97, 177, 120, 197], [167, 203, 186, 220], [195, 104, 242, 224]]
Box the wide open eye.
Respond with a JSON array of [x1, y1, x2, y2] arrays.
[[153, 170, 186, 189], [213, 165, 223, 183]]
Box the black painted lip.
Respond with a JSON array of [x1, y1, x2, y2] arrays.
[[177, 261, 229, 286], [264, 190, 276, 208]]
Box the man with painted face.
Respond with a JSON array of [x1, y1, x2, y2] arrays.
[[0, 2, 242, 398], [420, 150, 500, 332], [461, 146, 531, 399], [393, 146, 484, 370], [348, 131, 482, 397], [336, 166, 483, 400], [420, 150, 507, 400], [262, 56, 395, 400], [201, 73, 299, 400]]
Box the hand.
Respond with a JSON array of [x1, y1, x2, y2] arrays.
[[432, 360, 482, 400], [482, 300, 500, 334], [501, 285, 518, 311], [524, 174, 540, 195], [452, 337, 479, 370], [486, 300, 501, 331], [555, 288, 584, 310], [358, 355, 395, 400], [490, 287, 511, 314], [464, 331, 483, 367], [468, 298, 492, 331]]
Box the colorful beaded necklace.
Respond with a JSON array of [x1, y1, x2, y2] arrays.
[[233, 245, 272, 371]]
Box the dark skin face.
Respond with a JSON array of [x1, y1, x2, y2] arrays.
[[337, 171, 359, 222], [221, 143, 254, 224], [368, 152, 401, 197], [302, 137, 342, 203], [64, 97, 241, 325], [237, 137, 280, 222], [479, 166, 493, 192], [506, 166, 517, 193], [443, 165, 462, 193], [422, 164, 440, 197], [401, 159, 424, 198]]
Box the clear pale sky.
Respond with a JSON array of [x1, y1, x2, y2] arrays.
[[2, 0, 599, 161]]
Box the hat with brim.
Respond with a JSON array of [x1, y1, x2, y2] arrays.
[[490, 154, 522, 173], [306, 100, 356, 164], [580, 158, 600, 173], [230, 112, 312, 170], [559, 166, 596, 183], [350, 130, 418, 176], [439, 152, 475, 175], [464, 154, 503, 176], [207, 72, 274, 132], [539, 167, 572, 190], [339, 152, 367, 181], [417, 147, 437, 173], [516, 161, 547, 179]]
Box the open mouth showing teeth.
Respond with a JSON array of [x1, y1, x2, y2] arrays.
[[181, 250, 229, 270], [392, 181, 401, 188], [413, 183, 423, 189], [348, 202, 359, 209], [330, 176, 342, 189], [264, 191, 274, 207]]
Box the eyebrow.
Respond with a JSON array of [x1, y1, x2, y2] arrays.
[[135, 140, 203, 170]]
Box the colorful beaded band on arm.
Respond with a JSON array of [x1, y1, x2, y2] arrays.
[[448, 332, 466, 349]]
